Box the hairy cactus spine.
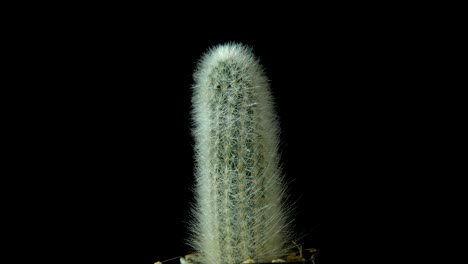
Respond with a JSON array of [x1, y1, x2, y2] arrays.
[[189, 43, 293, 264]]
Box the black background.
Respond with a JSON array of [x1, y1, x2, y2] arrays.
[[12, 6, 426, 264]]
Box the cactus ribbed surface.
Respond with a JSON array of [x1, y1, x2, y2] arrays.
[[189, 43, 293, 264]]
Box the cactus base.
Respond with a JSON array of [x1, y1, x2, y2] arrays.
[[177, 250, 318, 264]]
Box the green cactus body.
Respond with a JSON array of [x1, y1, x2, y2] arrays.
[[189, 43, 293, 264]]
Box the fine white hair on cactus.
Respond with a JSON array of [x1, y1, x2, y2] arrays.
[[188, 42, 294, 264]]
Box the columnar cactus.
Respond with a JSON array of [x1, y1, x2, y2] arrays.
[[188, 43, 293, 264]]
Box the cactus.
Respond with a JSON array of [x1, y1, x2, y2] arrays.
[[188, 43, 294, 264]]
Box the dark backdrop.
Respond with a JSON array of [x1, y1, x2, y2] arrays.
[[20, 8, 415, 264]]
